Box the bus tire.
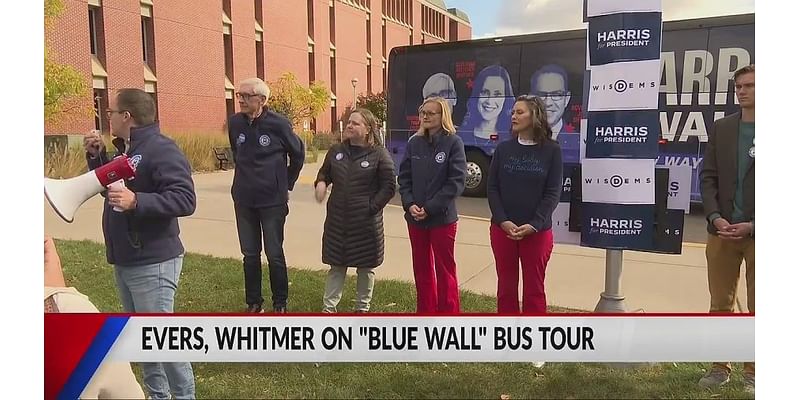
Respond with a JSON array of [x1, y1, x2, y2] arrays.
[[463, 151, 489, 197]]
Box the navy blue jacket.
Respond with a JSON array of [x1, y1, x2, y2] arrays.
[[487, 138, 563, 231], [228, 108, 305, 208], [397, 131, 466, 228], [87, 123, 196, 266]]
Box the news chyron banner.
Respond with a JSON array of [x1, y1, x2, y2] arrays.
[[45, 314, 754, 398], [581, 0, 688, 253]]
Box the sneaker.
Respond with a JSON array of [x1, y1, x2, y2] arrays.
[[531, 361, 545, 368], [273, 306, 287, 313], [698, 368, 730, 389], [246, 303, 263, 313], [743, 373, 754, 395]]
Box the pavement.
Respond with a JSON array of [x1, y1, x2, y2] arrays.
[[44, 155, 749, 313]]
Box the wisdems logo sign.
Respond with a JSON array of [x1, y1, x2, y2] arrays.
[[581, 203, 654, 250], [581, 159, 655, 204], [587, 60, 660, 111], [586, 110, 659, 158], [588, 12, 662, 66]]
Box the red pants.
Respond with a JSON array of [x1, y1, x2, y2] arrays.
[[490, 224, 554, 314], [407, 222, 460, 313]]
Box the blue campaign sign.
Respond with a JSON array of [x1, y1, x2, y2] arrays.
[[560, 163, 580, 202], [581, 202, 654, 250], [588, 12, 662, 66], [585, 110, 659, 158]]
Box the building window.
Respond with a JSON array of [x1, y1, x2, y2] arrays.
[[256, 40, 265, 80], [307, 0, 315, 38], [93, 89, 109, 133], [330, 50, 337, 95], [308, 44, 316, 82], [366, 18, 371, 55], [382, 20, 386, 56], [88, 6, 105, 60], [226, 97, 236, 117], [329, 3, 336, 45], [382, 60, 387, 91], [141, 15, 156, 71], [330, 99, 338, 133], [367, 58, 372, 94], [254, 0, 263, 25], [224, 33, 234, 82], [223, 0, 231, 16]]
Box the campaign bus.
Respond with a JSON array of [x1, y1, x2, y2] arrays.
[[386, 14, 754, 202]]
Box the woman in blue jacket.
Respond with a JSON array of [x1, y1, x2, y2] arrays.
[[487, 95, 562, 314], [397, 96, 467, 313]]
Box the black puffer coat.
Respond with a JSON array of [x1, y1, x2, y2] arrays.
[[315, 142, 397, 268]]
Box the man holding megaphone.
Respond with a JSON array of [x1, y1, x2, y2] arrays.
[[83, 88, 197, 399]]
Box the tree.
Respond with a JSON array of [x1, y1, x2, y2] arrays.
[[45, 0, 89, 123], [267, 72, 330, 130], [357, 92, 387, 124]]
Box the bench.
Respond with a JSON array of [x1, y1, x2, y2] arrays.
[[213, 147, 235, 170]]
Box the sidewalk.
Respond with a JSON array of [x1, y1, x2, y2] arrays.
[[44, 158, 748, 313]]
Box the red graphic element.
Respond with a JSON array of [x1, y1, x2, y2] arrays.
[[407, 115, 420, 131], [455, 61, 476, 79], [45, 314, 109, 400], [94, 155, 136, 187], [466, 78, 474, 90]]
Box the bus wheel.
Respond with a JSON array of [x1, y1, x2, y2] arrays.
[[463, 151, 489, 197]]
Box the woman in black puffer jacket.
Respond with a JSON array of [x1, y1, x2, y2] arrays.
[[314, 108, 396, 313]]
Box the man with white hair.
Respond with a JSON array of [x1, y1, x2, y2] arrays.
[[423, 72, 458, 110], [227, 78, 305, 313]]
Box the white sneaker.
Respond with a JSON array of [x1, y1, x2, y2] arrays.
[[531, 361, 545, 368]]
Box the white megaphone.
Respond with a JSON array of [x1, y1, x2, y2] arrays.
[[45, 154, 137, 223]]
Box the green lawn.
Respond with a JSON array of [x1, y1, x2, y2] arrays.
[[55, 239, 753, 399]]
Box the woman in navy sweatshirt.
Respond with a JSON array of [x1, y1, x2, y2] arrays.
[[397, 96, 467, 313], [487, 95, 563, 314]]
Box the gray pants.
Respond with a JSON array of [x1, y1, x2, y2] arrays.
[[322, 266, 375, 312]]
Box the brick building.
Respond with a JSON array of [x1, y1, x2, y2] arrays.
[[45, 0, 471, 135]]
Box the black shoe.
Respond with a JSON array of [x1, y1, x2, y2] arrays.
[[246, 303, 263, 313], [273, 306, 287, 313]]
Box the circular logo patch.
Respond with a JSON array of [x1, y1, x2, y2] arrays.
[[435, 152, 446, 164], [749, 146, 755, 158], [129, 154, 142, 169], [335, 152, 344, 161], [236, 133, 246, 145], [259, 135, 271, 147], [361, 160, 370, 168]]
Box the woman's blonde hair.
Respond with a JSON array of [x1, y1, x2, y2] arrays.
[[348, 108, 380, 147], [416, 96, 456, 136]]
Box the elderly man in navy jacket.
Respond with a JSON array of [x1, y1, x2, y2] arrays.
[[228, 78, 305, 313], [83, 88, 196, 399]]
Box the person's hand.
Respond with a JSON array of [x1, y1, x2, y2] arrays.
[[83, 129, 104, 157], [107, 183, 137, 211], [409, 205, 427, 221], [500, 221, 519, 239], [721, 222, 753, 240], [713, 217, 740, 240], [314, 182, 327, 203], [513, 224, 537, 238]]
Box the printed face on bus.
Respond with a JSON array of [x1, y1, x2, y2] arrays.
[[531, 72, 571, 127], [419, 101, 443, 131], [478, 76, 506, 122], [735, 71, 755, 109], [345, 112, 369, 143], [423, 74, 458, 110]]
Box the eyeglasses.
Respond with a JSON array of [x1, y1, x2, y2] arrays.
[[235, 92, 264, 101], [419, 110, 441, 117], [105, 109, 128, 117], [528, 91, 570, 101]]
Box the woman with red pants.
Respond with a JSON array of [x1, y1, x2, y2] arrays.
[[398, 96, 467, 313], [487, 95, 562, 314]]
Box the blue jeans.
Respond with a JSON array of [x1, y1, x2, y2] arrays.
[[233, 203, 289, 308], [115, 255, 196, 400]]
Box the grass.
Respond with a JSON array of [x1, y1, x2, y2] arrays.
[[55, 239, 753, 399], [44, 131, 230, 178]]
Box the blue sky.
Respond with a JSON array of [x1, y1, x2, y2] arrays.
[[445, 0, 755, 38]]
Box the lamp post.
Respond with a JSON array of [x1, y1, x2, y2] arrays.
[[351, 77, 358, 109]]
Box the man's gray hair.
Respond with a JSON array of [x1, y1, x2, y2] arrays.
[[240, 77, 271, 99]]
